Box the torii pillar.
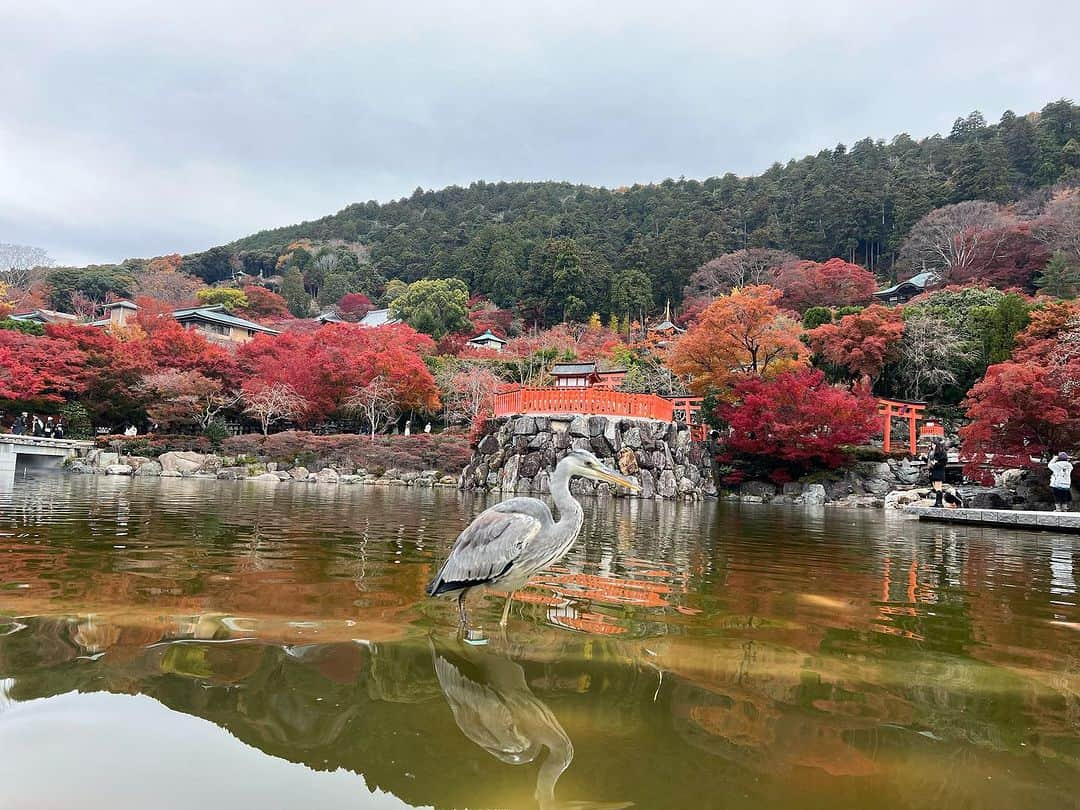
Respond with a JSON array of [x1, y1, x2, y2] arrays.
[[876, 399, 926, 455]]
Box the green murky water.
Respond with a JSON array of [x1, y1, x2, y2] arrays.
[[0, 476, 1078, 809]]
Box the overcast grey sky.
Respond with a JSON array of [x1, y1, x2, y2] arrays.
[[2, 0, 1078, 265]]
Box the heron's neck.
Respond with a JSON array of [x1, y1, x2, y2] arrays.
[[549, 463, 583, 529]]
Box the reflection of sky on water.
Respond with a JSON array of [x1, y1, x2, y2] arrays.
[[1050, 538, 1076, 601], [0, 691, 416, 810]]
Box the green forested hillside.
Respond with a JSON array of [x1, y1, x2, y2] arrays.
[[199, 101, 1079, 317]]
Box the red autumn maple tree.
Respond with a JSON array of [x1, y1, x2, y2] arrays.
[[716, 368, 878, 475], [668, 285, 808, 396], [237, 322, 439, 423], [773, 258, 878, 312], [241, 286, 291, 320], [336, 293, 373, 322], [959, 360, 1080, 473], [808, 304, 905, 382], [0, 331, 88, 402]]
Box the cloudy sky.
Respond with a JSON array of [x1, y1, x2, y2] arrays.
[[3, 1, 1078, 265]]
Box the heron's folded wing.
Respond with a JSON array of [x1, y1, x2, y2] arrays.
[[429, 509, 542, 593]]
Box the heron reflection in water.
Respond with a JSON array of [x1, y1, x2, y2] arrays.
[[428, 450, 640, 628], [432, 637, 630, 810]]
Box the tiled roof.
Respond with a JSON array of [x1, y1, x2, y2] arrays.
[[11, 309, 79, 324], [171, 306, 279, 334], [552, 362, 597, 375], [359, 308, 397, 327], [651, 319, 684, 333], [468, 329, 507, 344], [875, 271, 937, 298]]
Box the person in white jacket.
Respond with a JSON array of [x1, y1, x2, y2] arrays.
[[1049, 452, 1074, 512]]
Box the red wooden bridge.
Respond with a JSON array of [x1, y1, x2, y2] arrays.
[[493, 386, 707, 440]]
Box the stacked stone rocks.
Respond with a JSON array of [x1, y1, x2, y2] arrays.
[[460, 414, 717, 500], [66, 449, 459, 487]]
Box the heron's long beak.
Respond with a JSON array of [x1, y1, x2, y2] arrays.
[[596, 465, 641, 492]]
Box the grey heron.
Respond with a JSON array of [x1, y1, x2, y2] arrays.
[[427, 449, 641, 628]]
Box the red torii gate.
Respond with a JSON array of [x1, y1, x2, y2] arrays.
[[876, 398, 926, 455]]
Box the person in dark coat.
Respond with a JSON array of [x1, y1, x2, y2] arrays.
[[31, 415, 44, 437], [925, 438, 949, 508], [11, 413, 26, 435]]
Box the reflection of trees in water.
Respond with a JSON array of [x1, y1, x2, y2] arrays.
[[2, 615, 1079, 809]]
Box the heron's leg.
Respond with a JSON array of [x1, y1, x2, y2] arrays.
[[499, 591, 515, 627], [458, 588, 469, 628]]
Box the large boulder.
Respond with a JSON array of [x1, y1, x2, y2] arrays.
[[92, 451, 120, 468], [603, 420, 622, 453], [590, 436, 613, 457], [802, 484, 827, 505], [528, 432, 552, 449], [500, 455, 521, 489], [883, 489, 922, 510], [617, 447, 639, 475], [105, 464, 133, 475], [518, 452, 542, 479], [623, 427, 643, 449], [512, 416, 538, 436], [568, 416, 590, 437], [893, 459, 921, 485], [478, 434, 501, 455], [133, 461, 162, 477], [159, 451, 206, 474], [657, 469, 677, 498], [289, 466, 309, 480], [739, 480, 776, 499], [966, 487, 1014, 509], [997, 468, 1026, 489], [315, 467, 340, 484], [250, 472, 280, 483]]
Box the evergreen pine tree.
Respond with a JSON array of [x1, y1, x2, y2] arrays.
[[280, 267, 310, 317], [1036, 252, 1080, 299]]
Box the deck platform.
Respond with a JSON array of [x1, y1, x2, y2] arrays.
[[905, 506, 1080, 533]]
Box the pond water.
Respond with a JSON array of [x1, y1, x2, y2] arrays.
[[0, 476, 1078, 809]]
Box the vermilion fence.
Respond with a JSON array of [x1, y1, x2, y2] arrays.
[[494, 386, 675, 421], [493, 386, 708, 440]]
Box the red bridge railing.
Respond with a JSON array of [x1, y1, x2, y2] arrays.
[[494, 386, 674, 420], [493, 386, 707, 441]]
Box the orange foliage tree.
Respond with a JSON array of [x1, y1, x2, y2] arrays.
[[668, 285, 808, 396]]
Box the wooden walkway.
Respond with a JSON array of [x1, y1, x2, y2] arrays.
[[905, 506, 1080, 533]]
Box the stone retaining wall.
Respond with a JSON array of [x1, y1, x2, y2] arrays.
[[459, 414, 717, 499]]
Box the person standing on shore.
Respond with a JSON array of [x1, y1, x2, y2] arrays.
[[1049, 452, 1074, 512], [11, 413, 25, 435], [926, 438, 949, 508]]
